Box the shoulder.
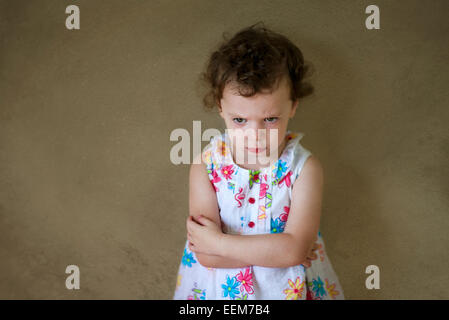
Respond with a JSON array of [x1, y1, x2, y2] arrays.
[[191, 149, 211, 180], [302, 155, 324, 178], [292, 154, 324, 190], [189, 149, 216, 198], [199, 132, 228, 170], [195, 135, 216, 168], [190, 133, 221, 177]]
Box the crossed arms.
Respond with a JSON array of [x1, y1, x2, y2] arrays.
[[186, 152, 322, 269]]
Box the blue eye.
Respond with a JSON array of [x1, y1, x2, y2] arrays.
[[233, 118, 246, 124]]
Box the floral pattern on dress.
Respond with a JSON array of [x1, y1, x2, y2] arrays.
[[181, 248, 196, 268], [221, 267, 255, 300], [173, 130, 344, 300], [305, 276, 341, 300], [283, 276, 305, 300]]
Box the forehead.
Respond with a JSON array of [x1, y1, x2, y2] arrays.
[[221, 76, 291, 116]]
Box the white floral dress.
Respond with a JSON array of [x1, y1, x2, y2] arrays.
[[173, 130, 344, 300]]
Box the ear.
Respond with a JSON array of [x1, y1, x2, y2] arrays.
[[289, 99, 299, 119], [217, 100, 224, 119]]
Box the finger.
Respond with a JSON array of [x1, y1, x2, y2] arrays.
[[310, 252, 317, 260], [307, 242, 314, 251], [187, 217, 199, 231], [302, 261, 311, 268], [308, 244, 316, 253], [197, 215, 212, 226]]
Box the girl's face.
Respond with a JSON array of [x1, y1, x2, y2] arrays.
[[218, 75, 298, 167]]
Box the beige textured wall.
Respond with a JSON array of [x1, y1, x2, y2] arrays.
[[0, 0, 448, 299]]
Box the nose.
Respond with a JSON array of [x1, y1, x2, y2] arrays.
[[246, 125, 266, 146]]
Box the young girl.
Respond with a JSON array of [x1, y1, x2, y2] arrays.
[[173, 23, 344, 300]]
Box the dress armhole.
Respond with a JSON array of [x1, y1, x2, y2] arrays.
[[292, 145, 313, 183], [201, 137, 216, 180], [200, 136, 221, 212]]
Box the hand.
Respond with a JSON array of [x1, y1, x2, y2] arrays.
[[301, 239, 320, 268], [186, 215, 224, 256]]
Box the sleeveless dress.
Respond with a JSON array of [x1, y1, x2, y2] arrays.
[[173, 130, 344, 300]]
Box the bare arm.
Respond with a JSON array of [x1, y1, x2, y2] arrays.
[[218, 155, 323, 268], [188, 152, 250, 268]]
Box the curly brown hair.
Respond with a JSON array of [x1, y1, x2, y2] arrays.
[[198, 21, 314, 111]]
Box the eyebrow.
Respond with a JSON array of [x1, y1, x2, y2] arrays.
[[228, 113, 281, 118]]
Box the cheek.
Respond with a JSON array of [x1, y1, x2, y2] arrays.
[[228, 130, 251, 147], [267, 129, 282, 146]]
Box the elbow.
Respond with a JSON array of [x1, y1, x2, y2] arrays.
[[285, 251, 307, 268], [295, 252, 309, 267], [285, 236, 309, 267], [295, 245, 309, 266]]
